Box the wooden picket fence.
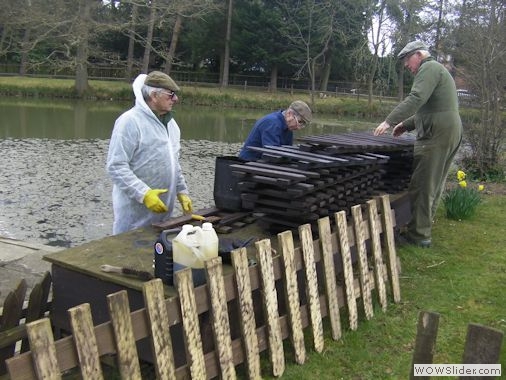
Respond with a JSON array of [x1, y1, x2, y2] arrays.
[[6, 195, 401, 379], [0, 272, 52, 377]]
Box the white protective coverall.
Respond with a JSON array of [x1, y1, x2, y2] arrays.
[[106, 74, 189, 235]]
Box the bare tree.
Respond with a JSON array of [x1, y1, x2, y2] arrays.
[[142, 0, 157, 73], [364, 0, 392, 106], [389, 0, 428, 99], [0, 0, 21, 59], [454, 0, 505, 176], [74, 0, 93, 95], [126, 3, 139, 81], [277, 0, 350, 106], [221, 0, 233, 87], [164, 14, 183, 75]]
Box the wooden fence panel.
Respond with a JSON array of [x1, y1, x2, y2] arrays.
[[142, 279, 176, 379], [205, 256, 237, 379], [21, 271, 52, 353], [317, 216, 342, 341], [380, 195, 401, 302], [68, 303, 104, 380], [230, 247, 261, 379], [0, 279, 27, 374], [107, 290, 142, 379], [255, 238, 285, 377], [26, 318, 61, 379], [351, 205, 374, 320], [366, 199, 388, 311], [335, 211, 358, 330], [298, 224, 324, 353], [278, 230, 306, 364], [174, 269, 206, 379]]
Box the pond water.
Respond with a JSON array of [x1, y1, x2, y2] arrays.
[[0, 97, 377, 247]]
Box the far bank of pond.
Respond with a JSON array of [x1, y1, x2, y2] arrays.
[[0, 75, 395, 119]]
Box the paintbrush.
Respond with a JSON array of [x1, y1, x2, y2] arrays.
[[100, 264, 153, 281]]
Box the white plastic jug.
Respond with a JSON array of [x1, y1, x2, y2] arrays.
[[172, 223, 218, 269], [199, 222, 219, 261]]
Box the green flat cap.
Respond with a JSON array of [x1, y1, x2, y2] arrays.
[[144, 71, 180, 91], [397, 41, 428, 60], [289, 100, 312, 124]]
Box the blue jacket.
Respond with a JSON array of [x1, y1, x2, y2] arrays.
[[239, 110, 292, 161]]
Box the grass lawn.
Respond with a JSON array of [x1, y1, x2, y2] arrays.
[[259, 194, 506, 379]]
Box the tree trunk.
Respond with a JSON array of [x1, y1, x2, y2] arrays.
[[0, 25, 8, 55], [164, 14, 183, 75], [309, 58, 316, 106], [269, 65, 278, 92], [319, 54, 332, 93], [398, 66, 405, 100], [218, 50, 224, 85], [126, 3, 138, 82], [19, 28, 31, 76], [434, 0, 444, 58], [367, 55, 378, 107], [221, 0, 233, 88], [142, 0, 157, 73], [75, 0, 90, 97]]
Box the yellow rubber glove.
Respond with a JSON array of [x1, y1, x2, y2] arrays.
[[143, 189, 168, 213], [177, 193, 193, 214]]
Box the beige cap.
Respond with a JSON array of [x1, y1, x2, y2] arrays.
[[397, 41, 429, 60], [289, 100, 312, 124], [144, 71, 180, 92]]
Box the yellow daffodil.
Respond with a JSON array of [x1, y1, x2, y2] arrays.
[[444, 169, 483, 220], [457, 170, 466, 181]]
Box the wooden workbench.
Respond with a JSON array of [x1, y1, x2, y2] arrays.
[[44, 212, 273, 334]]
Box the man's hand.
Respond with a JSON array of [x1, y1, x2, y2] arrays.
[[177, 193, 193, 214], [143, 189, 168, 213], [392, 122, 407, 137], [374, 121, 391, 136]]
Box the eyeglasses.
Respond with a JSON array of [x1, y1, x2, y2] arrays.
[[158, 90, 177, 100], [292, 110, 307, 128]]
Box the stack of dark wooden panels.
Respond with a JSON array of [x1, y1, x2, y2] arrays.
[[230, 132, 413, 233], [297, 132, 414, 192]]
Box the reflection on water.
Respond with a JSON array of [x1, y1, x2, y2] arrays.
[[0, 97, 377, 247], [0, 97, 377, 141]]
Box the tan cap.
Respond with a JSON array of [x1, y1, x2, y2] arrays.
[[289, 100, 312, 124], [144, 71, 180, 91], [397, 41, 429, 60]]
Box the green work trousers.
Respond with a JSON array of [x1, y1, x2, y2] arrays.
[[407, 134, 462, 241]]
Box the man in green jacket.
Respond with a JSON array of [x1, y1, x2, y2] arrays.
[[374, 41, 462, 247]]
